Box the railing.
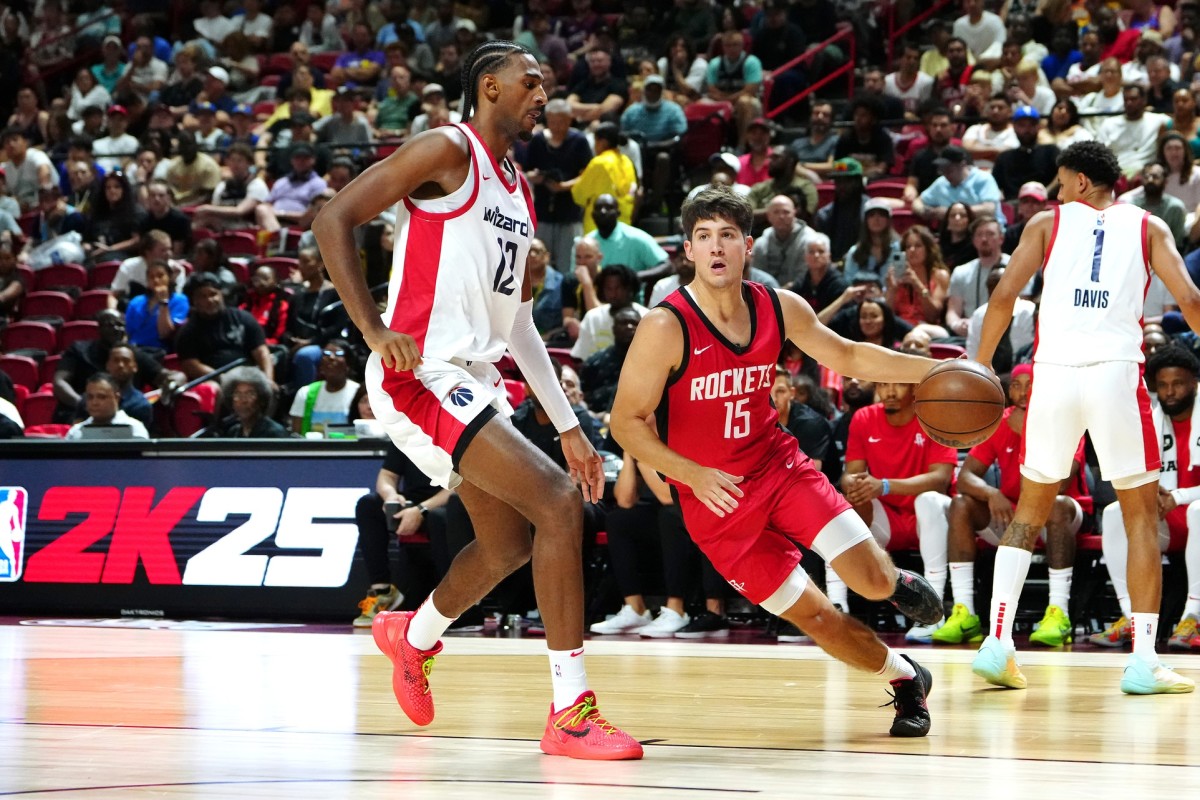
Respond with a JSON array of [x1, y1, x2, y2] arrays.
[[762, 23, 857, 120], [885, 0, 955, 67], [22, 8, 120, 87]]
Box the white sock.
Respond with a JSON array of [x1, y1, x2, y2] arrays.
[[989, 546, 1032, 646], [548, 647, 588, 712], [875, 648, 917, 682], [1185, 502, 1200, 619], [1131, 612, 1160, 665], [949, 561, 975, 615], [1101, 503, 1131, 619], [405, 592, 455, 651], [925, 567, 947, 607], [915, 492, 950, 604], [825, 566, 848, 610], [1047, 567, 1073, 611]]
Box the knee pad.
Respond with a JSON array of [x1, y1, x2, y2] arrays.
[[760, 564, 809, 617], [1110, 470, 1159, 491]]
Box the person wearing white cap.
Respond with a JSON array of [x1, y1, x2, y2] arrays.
[[408, 84, 462, 136], [116, 36, 167, 104], [619, 75, 687, 143]]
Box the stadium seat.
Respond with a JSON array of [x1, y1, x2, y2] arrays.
[[21, 290, 74, 321], [20, 391, 57, 427], [261, 74, 281, 87], [503, 378, 526, 408], [545, 347, 581, 371], [891, 208, 918, 234], [90, 260, 121, 289], [74, 289, 113, 320], [310, 51, 341, 72], [16, 264, 36, 289], [17, 211, 37, 239], [867, 180, 908, 199], [173, 390, 214, 437], [0, 354, 40, 391], [217, 230, 260, 257], [34, 263, 88, 292], [496, 352, 520, 380], [58, 320, 99, 350], [23, 423, 71, 438], [265, 53, 294, 75], [815, 182, 834, 208], [680, 102, 732, 170], [1, 321, 57, 354], [253, 100, 277, 118], [39, 353, 61, 387], [256, 257, 299, 281], [930, 343, 967, 359]]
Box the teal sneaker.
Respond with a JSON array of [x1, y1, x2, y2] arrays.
[[1119, 655, 1196, 695], [971, 635, 1028, 689]]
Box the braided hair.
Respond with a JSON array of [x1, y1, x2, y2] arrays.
[[460, 40, 533, 122]]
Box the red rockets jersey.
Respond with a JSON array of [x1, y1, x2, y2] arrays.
[[845, 403, 958, 514]]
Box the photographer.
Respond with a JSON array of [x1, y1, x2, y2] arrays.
[[352, 440, 453, 628]]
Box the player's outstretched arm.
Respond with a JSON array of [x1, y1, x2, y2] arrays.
[[1147, 214, 1200, 334], [976, 209, 1052, 369], [313, 127, 470, 370], [610, 308, 744, 518], [777, 289, 937, 385]]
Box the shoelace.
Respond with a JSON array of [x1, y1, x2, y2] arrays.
[[879, 680, 925, 714], [418, 654, 436, 693], [554, 696, 619, 736], [358, 597, 377, 614]]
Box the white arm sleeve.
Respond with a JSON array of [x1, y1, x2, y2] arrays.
[[508, 299, 580, 434]]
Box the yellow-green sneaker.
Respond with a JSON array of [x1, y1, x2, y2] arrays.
[[931, 603, 983, 644], [1029, 605, 1073, 647], [352, 585, 403, 628]]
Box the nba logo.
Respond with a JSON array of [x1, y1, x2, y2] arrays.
[[0, 487, 28, 583]]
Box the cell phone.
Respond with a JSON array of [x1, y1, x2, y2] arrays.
[[384, 500, 404, 532], [887, 249, 906, 276]]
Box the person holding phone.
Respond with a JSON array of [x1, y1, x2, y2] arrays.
[[886, 225, 950, 338]]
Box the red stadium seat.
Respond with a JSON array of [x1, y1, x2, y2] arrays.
[[261, 74, 281, 87], [90, 260, 121, 289], [74, 289, 113, 320], [680, 102, 732, 170], [58, 320, 99, 350], [16, 264, 36, 289], [253, 100, 277, 118], [929, 343, 967, 360], [1, 321, 57, 354], [34, 263, 88, 292], [20, 391, 57, 426], [310, 51, 342, 72], [496, 352, 520, 380], [24, 423, 71, 438], [265, 53, 294, 75], [867, 180, 909, 200], [39, 353, 61, 387], [20, 290, 74, 321], [173, 390, 214, 436], [17, 211, 37, 238], [217, 230, 261, 257], [890, 208, 918, 234], [255, 257, 299, 281], [545, 347, 581, 372], [0, 354, 39, 390], [503, 378, 526, 407], [815, 182, 834, 208]]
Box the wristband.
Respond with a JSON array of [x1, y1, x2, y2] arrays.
[[881, 479, 890, 496], [416, 504, 428, 517]]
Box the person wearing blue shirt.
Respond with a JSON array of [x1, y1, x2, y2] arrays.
[[1041, 27, 1082, 81], [620, 75, 688, 143], [584, 195, 671, 288], [912, 144, 1003, 230], [125, 259, 189, 351]]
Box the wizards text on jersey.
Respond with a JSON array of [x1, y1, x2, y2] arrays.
[[483, 205, 530, 237]]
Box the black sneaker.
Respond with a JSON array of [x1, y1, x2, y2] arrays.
[[674, 611, 731, 639], [888, 569, 945, 626], [777, 620, 810, 643], [886, 654, 933, 737]]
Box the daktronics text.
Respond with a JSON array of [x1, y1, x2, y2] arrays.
[[24, 486, 366, 587]]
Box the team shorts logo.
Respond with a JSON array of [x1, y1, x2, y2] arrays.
[[448, 386, 475, 407], [0, 487, 28, 583]]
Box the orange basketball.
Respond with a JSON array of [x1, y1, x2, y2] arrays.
[[914, 360, 1005, 449]]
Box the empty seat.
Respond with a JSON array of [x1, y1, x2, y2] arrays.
[[217, 230, 261, 257], [90, 260, 121, 289], [74, 289, 113, 320], [20, 391, 58, 427], [34, 263, 88, 292], [21, 290, 74, 320], [1, 320, 57, 354], [0, 354, 40, 390]]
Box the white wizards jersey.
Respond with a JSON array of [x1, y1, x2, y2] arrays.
[[1035, 201, 1151, 366], [383, 122, 535, 364]]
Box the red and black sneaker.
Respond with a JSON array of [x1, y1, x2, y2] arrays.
[[540, 691, 644, 760], [372, 610, 443, 726], [886, 654, 933, 738]]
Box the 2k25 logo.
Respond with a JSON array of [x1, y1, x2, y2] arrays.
[[0, 487, 28, 582], [23, 486, 365, 587]]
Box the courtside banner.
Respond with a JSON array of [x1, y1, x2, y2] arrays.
[[0, 441, 386, 620]]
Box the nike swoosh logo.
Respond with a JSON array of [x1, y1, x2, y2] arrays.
[[482, 174, 492, 181], [569, 648, 583, 657], [786, 459, 794, 469], [561, 726, 591, 738], [1005, 447, 1014, 453], [494, 378, 502, 387], [868, 436, 882, 443], [694, 345, 713, 355]]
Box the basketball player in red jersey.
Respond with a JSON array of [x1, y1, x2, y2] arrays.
[[974, 140, 1200, 694], [611, 186, 946, 737], [313, 41, 642, 759]]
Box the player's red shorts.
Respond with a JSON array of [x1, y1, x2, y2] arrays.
[[676, 434, 852, 606], [877, 503, 920, 551]]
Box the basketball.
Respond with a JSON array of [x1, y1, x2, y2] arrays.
[[914, 360, 1006, 449]]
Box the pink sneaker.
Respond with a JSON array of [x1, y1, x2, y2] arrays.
[[539, 691, 644, 760], [372, 610, 442, 726]]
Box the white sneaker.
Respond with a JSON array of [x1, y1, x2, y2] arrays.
[[589, 604, 652, 635], [638, 608, 691, 638], [905, 619, 944, 643]]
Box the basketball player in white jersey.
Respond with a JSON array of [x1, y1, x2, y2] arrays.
[[313, 41, 642, 759], [973, 140, 1200, 694]]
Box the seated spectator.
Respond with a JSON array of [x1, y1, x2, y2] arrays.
[[843, 199, 900, 283], [791, 232, 847, 315], [1046, 99, 1093, 151], [992, 105, 1059, 200], [833, 96, 895, 180], [189, 238, 241, 302], [580, 305, 639, 415], [192, 0, 237, 52], [750, 194, 811, 287], [620, 74, 687, 144], [281, 246, 344, 389], [570, 264, 650, 361], [835, 380, 956, 639], [124, 259, 189, 352], [69, 67, 112, 123], [962, 93, 1018, 170], [226, 105, 260, 151], [523, 238, 566, 341], [886, 225, 950, 337], [814, 158, 868, 262], [139, 182, 194, 258], [175, 273, 274, 386], [954, 0, 1006, 67], [903, 106, 963, 204], [1098, 84, 1169, 178], [1002, 181, 1048, 253], [164, 136, 221, 207], [747, 146, 818, 230], [66, 372, 150, 439], [0, 243, 26, 327], [20, 184, 85, 261], [191, 103, 230, 153], [92, 105, 137, 173], [571, 123, 636, 235], [946, 216, 1009, 337], [218, 32, 260, 95], [370, 64, 421, 138], [938, 201, 979, 268], [209, 365, 289, 438], [686, 151, 752, 202], [257, 144, 328, 233], [299, 3, 342, 53], [407, 83, 463, 136], [241, 265, 291, 346], [69, 342, 154, 429], [886, 43, 934, 118], [585, 193, 668, 278], [331, 23, 386, 89], [162, 44, 206, 117], [190, 66, 238, 118], [115, 36, 167, 105], [935, 36, 975, 112], [1, 127, 55, 212], [912, 145, 1002, 228], [92, 35, 126, 96], [941, 363, 1087, 645], [561, 237, 603, 341], [430, 41, 466, 110], [289, 339, 359, 435], [658, 33, 706, 105], [705, 29, 764, 149], [788, 100, 839, 179], [736, 116, 773, 188], [191, 143, 268, 231], [128, 144, 167, 205], [965, 266, 1035, 368], [111, 231, 181, 305], [259, 81, 331, 136], [315, 87, 372, 151], [265, 113, 332, 180], [567, 47, 628, 125], [64, 159, 100, 218], [1123, 162, 1189, 251], [83, 169, 143, 262]]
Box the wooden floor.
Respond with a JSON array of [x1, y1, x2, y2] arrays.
[[2, 622, 1198, 798]]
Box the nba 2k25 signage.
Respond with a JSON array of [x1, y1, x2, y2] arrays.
[[12, 486, 365, 587]]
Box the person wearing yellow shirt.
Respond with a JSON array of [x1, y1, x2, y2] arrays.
[[571, 123, 637, 235]]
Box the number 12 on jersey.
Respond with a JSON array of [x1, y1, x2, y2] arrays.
[[724, 398, 750, 439], [494, 238, 518, 295]]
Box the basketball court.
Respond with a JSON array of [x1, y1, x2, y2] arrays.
[[2, 621, 1196, 798]]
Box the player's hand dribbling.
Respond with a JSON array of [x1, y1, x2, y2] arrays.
[[365, 328, 423, 371], [687, 467, 744, 518], [561, 426, 605, 503]]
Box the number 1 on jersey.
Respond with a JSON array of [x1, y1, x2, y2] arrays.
[[724, 398, 750, 439], [1091, 227, 1104, 282]]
